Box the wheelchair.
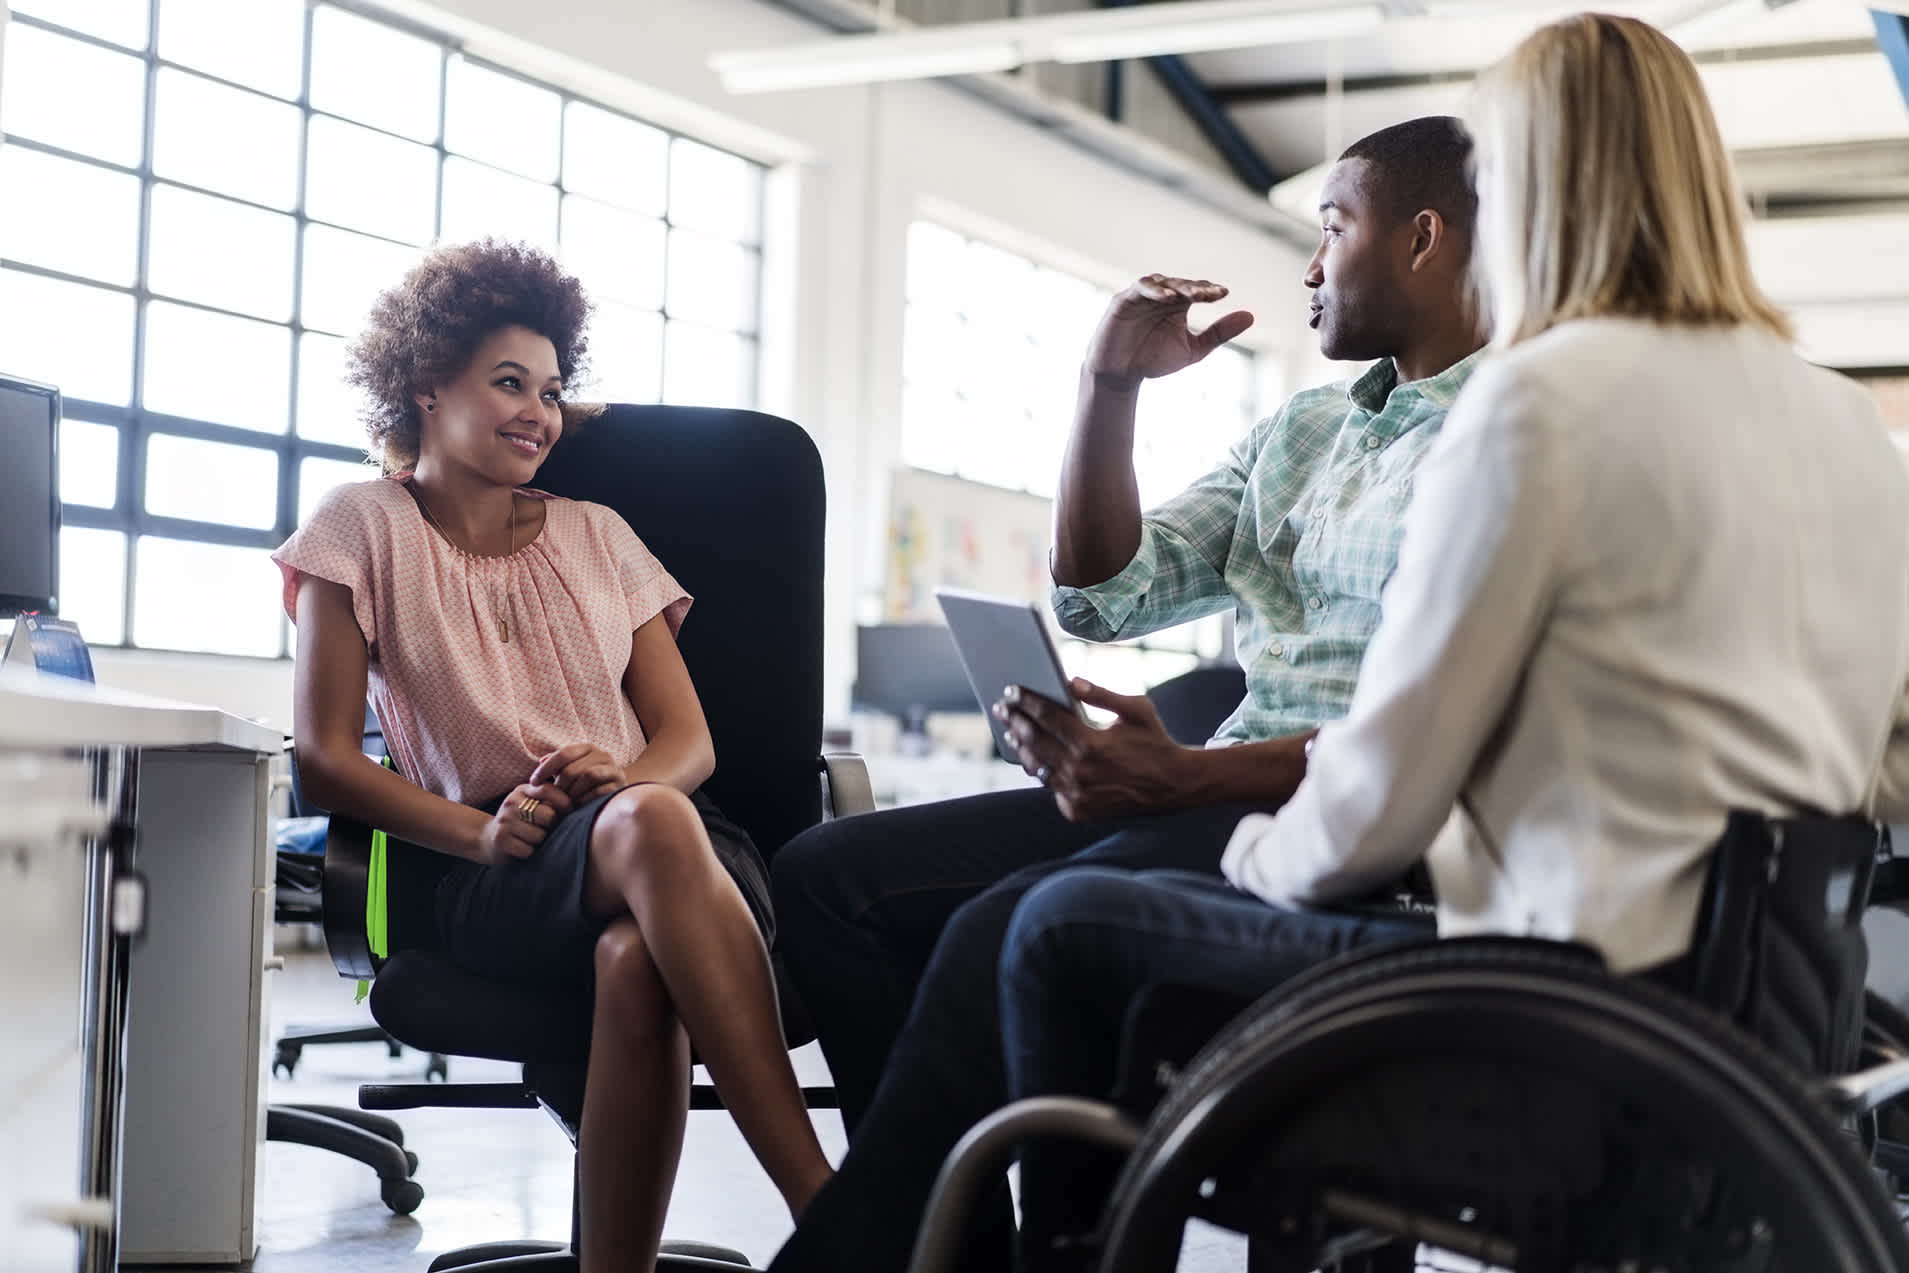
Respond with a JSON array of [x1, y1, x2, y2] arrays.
[[909, 813, 1909, 1272]]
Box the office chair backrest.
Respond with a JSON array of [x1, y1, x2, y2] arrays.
[[1147, 663, 1248, 746], [533, 405, 826, 859]]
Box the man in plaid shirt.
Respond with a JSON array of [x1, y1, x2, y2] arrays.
[[771, 116, 1487, 1273]]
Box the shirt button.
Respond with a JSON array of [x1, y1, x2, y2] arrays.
[[1364, 435, 1382, 450], [1269, 641, 1284, 658], [1308, 596, 1324, 610]]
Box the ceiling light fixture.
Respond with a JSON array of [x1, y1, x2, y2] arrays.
[[711, 0, 1388, 95]]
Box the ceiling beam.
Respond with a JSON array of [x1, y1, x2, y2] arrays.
[[1876, 8, 1909, 110], [1098, 0, 1283, 189], [1204, 35, 1881, 105]]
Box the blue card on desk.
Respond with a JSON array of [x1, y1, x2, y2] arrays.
[[3, 613, 95, 684]]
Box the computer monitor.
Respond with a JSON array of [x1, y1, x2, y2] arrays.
[[0, 373, 60, 620], [852, 623, 981, 723]]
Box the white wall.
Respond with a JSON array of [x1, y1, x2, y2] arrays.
[[0, 0, 1312, 723]]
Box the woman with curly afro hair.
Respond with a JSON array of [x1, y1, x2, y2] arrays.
[[274, 240, 832, 1270]]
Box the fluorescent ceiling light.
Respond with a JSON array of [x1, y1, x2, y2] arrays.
[[712, 0, 1388, 96], [1049, 6, 1382, 62], [714, 42, 1021, 94]]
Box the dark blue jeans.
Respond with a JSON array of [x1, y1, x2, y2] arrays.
[[999, 868, 1433, 1265], [768, 789, 1286, 1273]]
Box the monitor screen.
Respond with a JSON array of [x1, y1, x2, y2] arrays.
[[0, 374, 60, 620], [852, 623, 980, 720]]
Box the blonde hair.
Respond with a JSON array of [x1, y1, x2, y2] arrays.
[[1467, 12, 1790, 346]]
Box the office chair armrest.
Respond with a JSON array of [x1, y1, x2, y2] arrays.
[[322, 812, 379, 981], [821, 752, 876, 818]]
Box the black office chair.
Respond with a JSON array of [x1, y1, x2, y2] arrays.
[[274, 708, 447, 1083], [1144, 663, 1248, 746], [911, 813, 1909, 1272], [265, 706, 436, 1214], [314, 405, 874, 1271]]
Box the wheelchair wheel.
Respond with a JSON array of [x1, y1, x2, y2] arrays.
[[1097, 939, 1909, 1273], [1861, 990, 1909, 1190]]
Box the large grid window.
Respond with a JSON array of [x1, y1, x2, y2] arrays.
[[0, 0, 766, 656], [900, 221, 1265, 691]]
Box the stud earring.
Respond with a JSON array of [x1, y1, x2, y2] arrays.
[[425, 402, 436, 412]]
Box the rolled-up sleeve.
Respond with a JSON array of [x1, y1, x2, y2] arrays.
[[1222, 361, 1568, 904]]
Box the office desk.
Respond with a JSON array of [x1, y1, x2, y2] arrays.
[[0, 668, 280, 1269]]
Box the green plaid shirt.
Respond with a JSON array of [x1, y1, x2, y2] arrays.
[[1052, 350, 1485, 744]]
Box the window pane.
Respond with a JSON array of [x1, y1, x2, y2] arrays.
[[143, 301, 291, 432], [587, 303, 663, 405], [665, 231, 757, 333], [905, 222, 968, 304], [157, 0, 304, 100], [965, 237, 1036, 300], [132, 536, 282, 655], [144, 433, 279, 529], [902, 304, 970, 396], [58, 527, 125, 645], [305, 115, 439, 245], [147, 184, 296, 320], [560, 197, 664, 310], [444, 58, 560, 183], [0, 144, 141, 285], [296, 332, 366, 448], [562, 102, 666, 216], [0, 268, 135, 405], [440, 157, 558, 250], [667, 138, 761, 243], [310, 7, 441, 142], [11, 0, 150, 50], [152, 68, 301, 210], [899, 382, 971, 476], [0, 24, 146, 166], [662, 323, 751, 408], [301, 224, 421, 337], [298, 456, 374, 526], [1135, 348, 1255, 509], [59, 419, 119, 509]]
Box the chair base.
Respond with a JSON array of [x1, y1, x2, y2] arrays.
[[266, 1105, 423, 1214], [274, 1023, 449, 1080], [429, 1240, 752, 1271]]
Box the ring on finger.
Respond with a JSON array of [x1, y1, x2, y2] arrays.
[[517, 796, 540, 824]]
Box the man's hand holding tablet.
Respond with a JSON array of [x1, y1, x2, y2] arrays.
[[936, 587, 1199, 822]]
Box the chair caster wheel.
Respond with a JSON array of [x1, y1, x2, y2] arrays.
[[381, 1178, 424, 1215], [404, 1149, 420, 1175], [272, 1042, 301, 1079]]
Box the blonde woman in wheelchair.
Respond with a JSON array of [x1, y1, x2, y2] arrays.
[[983, 13, 1909, 1271]]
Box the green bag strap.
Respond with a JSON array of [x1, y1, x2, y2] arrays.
[[355, 754, 397, 1004]]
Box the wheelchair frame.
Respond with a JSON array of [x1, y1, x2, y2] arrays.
[[911, 937, 1909, 1273]]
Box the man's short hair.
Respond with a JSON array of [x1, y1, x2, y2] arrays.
[[1339, 116, 1476, 237]]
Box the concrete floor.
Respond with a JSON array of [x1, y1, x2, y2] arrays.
[[168, 945, 1244, 1273]]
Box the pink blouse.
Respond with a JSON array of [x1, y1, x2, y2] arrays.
[[273, 475, 691, 806]]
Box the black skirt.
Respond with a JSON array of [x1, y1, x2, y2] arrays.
[[384, 785, 774, 986]]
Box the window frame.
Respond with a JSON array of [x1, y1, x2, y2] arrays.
[[1, 1, 768, 656]]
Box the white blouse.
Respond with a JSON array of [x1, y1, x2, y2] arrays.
[[1222, 317, 1909, 973]]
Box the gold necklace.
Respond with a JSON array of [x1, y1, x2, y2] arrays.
[[412, 485, 518, 643]]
